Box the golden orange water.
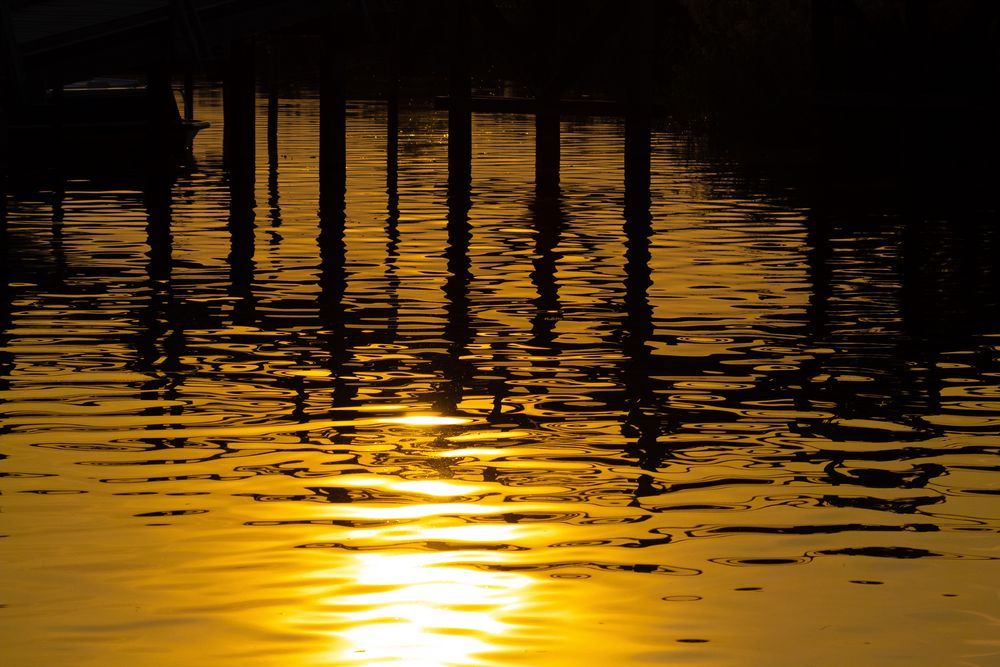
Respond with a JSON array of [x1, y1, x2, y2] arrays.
[[1, 89, 999, 667]]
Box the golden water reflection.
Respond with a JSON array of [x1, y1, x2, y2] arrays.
[[292, 411, 535, 666], [4, 88, 1000, 667], [382, 415, 471, 427], [320, 552, 534, 667]]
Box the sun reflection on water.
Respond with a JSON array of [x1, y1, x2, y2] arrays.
[[319, 551, 535, 667], [381, 415, 471, 427], [303, 412, 536, 666]]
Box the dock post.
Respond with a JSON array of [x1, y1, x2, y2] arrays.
[[387, 85, 399, 194], [227, 141, 256, 326], [621, 160, 659, 483], [624, 111, 651, 211], [441, 160, 473, 415], [318, 14, 348, 349], [222, 37, 256, 323], [386, 19, 400, 197], [223, 36, 255, 180], [448, 0, 472, 196], [0, 167, 9, 396], [623, 4, 651, 213], [227, 174, 256, 326], [266, 39, 279, 171], [267, 86, 278, 168], [320, 19, 346, 206], [441, 0, 472, 413], [535, 1, 560, 197], [0, 104, 6, 236], [0, 103, 8, 185], [0, 167, 6, 239]]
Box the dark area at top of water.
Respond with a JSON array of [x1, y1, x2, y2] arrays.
[[2, 2, 1000, 664]]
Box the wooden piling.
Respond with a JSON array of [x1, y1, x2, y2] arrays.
[[0, 105, 7, 178], [623, 3, 651, 213], [320, 20, 346, 208], [624, 111, 651, 211], [0, 107, 7, 235], [535, 1, 560, 196], [265, 37, 280, 223], [447, 0, 472, 197], [317, 15, 347, 345], [267, 84, 278, 169], [0, 170, 6, 238], [227, 145, 256, 326], [386, 32, 399, 197], [442, 0, 474, 407], [441, 165, 473, 415], [223, 36, 255, 178], [222, 36, 256, 323]]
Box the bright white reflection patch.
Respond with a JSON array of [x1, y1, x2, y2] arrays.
[[323, 552, 534, 666], [382, 415, 470, 426]]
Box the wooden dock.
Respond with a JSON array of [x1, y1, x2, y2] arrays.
[[2, 0, 657, 205]]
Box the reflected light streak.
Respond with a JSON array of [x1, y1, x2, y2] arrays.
[[387, 479, 487, 497], [344, 522, 526, 545], [431, 447, 510, 458], [321, 551, 536, 667], [332, 475, 491, 498], [445, 430, 531, 442], [382, 415, 470, 426]]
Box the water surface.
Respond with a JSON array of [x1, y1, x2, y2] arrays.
[[2, 90, 999, 667]]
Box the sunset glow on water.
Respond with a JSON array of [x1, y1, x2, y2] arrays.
[[2, 88, 999, 667]]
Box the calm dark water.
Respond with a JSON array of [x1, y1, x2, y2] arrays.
[[2, 89, 999, 667]]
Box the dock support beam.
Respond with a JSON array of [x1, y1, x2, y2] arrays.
[[0, 169, 6, 238], [386, 31, 399, 196], [267, 86, 278, 168], [441, 160, 473, 415], [0, 107, 7, 233], [623, 4, 651, 213], [318, 16, 348, 352], [223, 37, 255, 183], [448, 0, 472, 198], [320, 20, 346, 207], [222, 37, 256, 324], [535, 1, 560, 197], [266, 40, 279, 171], [624, 112, 651, 211], [266, 42, 281, 235]]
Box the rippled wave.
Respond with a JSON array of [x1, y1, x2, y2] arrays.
[[2, 90, 1000, 667]]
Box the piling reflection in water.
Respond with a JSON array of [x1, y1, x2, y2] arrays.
[[2, 91, 1000, 667]]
